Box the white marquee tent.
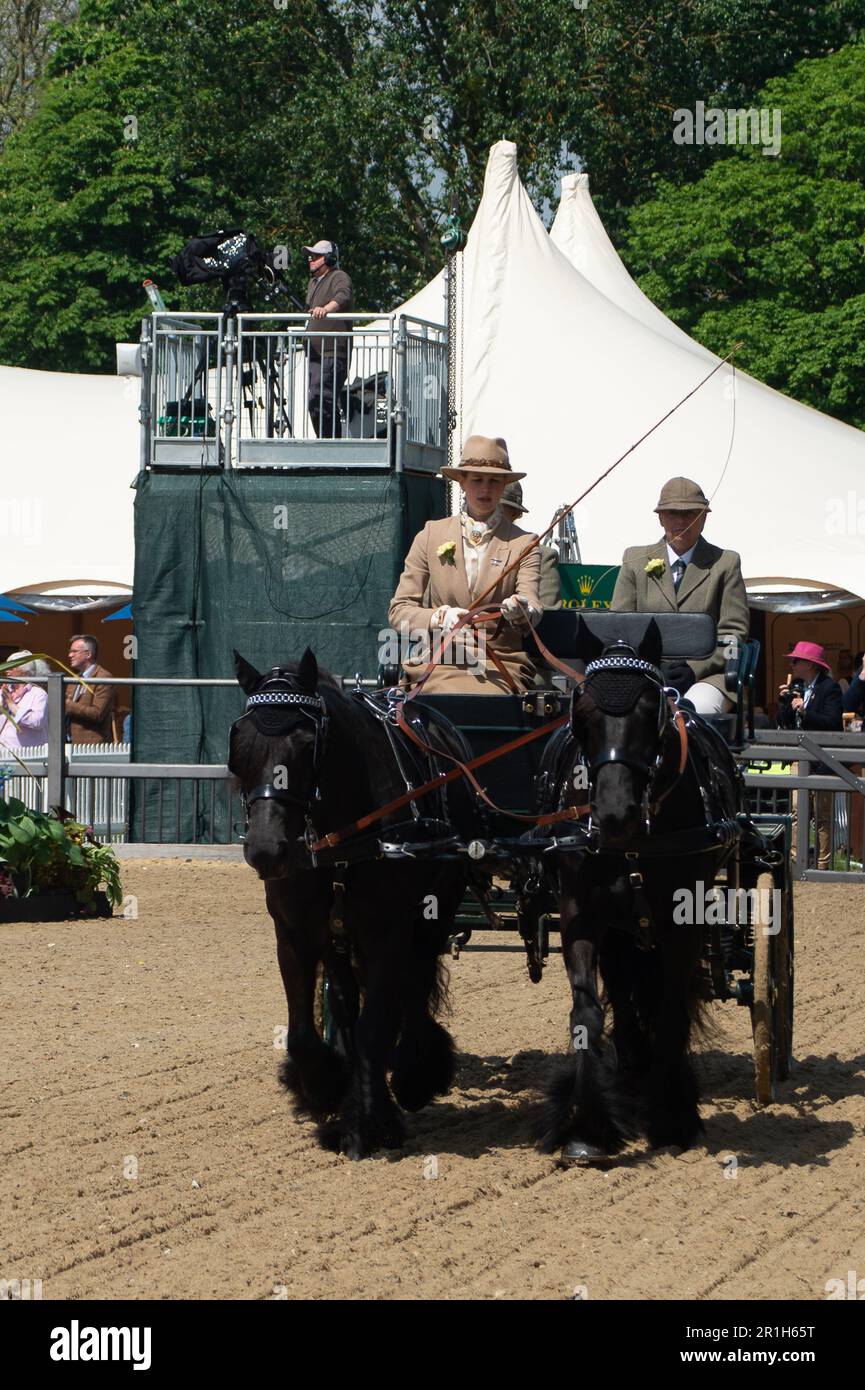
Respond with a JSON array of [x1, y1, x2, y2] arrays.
[[0, 365, 138, 601], [397, 141, 865, 600], [3, 140, 863, 606], [550, 172, 714, 362]]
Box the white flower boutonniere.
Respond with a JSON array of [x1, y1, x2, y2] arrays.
[[437, 541, 457, 564], [645, 558, 665, 578]]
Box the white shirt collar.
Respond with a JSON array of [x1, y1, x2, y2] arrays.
[[666, 541, 697, 569]]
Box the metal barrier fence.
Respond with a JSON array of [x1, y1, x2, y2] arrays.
[[0, 743, 130, 843], [144, 312, 447, 472], [741, 730, 865, 882], [2, 679, 863, 871]]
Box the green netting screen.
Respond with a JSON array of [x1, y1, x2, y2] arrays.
[[129, 469, 445, 842]]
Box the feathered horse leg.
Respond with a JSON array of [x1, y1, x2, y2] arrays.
[[539, 866, 637, 1163]]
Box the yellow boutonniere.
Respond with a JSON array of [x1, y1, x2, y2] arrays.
[[645, 558, 665, 577], [437, 541, 457, 564]]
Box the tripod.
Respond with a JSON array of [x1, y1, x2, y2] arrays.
[[234, 269, 305, 438]]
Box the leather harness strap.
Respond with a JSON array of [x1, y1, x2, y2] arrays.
[[310, 711, 585, 854]]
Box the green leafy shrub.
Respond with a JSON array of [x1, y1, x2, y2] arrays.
[[0, 797, 123, 911]]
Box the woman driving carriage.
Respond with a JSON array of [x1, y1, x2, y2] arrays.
[[388, 436, 543, 694]]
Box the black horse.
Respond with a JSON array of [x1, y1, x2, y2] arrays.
[[538, 617, 742, 1163], [229, 648, 473, 1158]]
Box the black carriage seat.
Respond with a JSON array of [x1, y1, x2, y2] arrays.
[[532, 611, 759, 747], [534, 610, 717, 663]]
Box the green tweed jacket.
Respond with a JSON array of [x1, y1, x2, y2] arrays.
[[610, 535, 749, 692]]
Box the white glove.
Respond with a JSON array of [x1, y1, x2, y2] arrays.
[[431, 605, 469, 634], [500, 593, 532, 627]]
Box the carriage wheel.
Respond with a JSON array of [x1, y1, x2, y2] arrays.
[[751, 870, 792, 1105], [774, 858, 794, 1082]]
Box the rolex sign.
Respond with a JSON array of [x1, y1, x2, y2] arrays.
[[559, 564, 620, 610]]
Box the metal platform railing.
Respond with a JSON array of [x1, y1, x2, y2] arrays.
[[142, 311, 447, 472]]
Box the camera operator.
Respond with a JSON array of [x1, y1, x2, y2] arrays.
[[778, 641, 842, 870], [303, 239, 354, 439]]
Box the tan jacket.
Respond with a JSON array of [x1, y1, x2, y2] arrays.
[[610, 536, 749, 693], [65, 664, 116, 744], [389, 515, 541, 693]]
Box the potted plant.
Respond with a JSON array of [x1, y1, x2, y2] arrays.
[[0, 797, 123, 922]]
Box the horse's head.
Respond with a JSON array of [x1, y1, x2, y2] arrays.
[[229, 647, 332, 879], [570, 617, 680, 848]]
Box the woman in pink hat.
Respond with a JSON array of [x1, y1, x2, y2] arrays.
[[778, 641, 843, 870], [777, 642, 842, 732]]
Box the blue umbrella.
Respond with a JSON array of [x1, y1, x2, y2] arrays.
[[0, 595, 34, 622], [103, 603, 133, 621]]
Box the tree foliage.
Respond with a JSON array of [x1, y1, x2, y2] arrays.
[[624, 42, 865, 428], [0, 0, 77, 146], [0, 0, 863, 372]]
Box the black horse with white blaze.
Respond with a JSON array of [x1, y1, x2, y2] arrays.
[[538, 617, 742, 1163], [229, 648, 475, 1158]]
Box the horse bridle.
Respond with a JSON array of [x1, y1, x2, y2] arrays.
[[573, 649, 688, 825], [231, 671, 330, 825]]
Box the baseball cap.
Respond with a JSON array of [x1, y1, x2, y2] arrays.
[[303, 240, 334, 257]]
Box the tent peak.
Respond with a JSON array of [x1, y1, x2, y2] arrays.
[[483, 140, 519, 198], [561, 172, 588, 194]]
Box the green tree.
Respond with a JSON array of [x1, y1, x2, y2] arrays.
[[623, 42, 865, 428], [0, 0, 863, 371], [0, 0, 77, 147]]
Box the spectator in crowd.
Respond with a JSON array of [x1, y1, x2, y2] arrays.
[[843, 650, 865, 718], [777, 641, 843, 733], [0, 652, 50, 749], [837, 648, 854, 694], [778, 640, 843, 870], [65, 635, 115, 744]]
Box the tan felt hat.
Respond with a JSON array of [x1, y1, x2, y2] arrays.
[[441, 434, 526, 482], [654, 477, 710, 513]]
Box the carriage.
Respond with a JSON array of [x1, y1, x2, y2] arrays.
[[232, 607, 795, 1159], [315, 608, 795, 1110]]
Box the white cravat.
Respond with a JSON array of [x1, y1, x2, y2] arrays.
[[459, 503, 502, 598]]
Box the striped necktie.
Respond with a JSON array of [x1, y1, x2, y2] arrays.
[[672, 559, 686, 592]]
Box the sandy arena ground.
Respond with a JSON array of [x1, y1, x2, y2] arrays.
[[1, 862, 864, 1301]]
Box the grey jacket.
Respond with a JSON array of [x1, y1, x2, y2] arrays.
[[306, 267, 354, 355]]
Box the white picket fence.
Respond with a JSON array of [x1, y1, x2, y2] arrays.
[[0, 744, 130, 843]]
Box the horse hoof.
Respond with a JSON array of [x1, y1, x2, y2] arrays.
[[559, 1138, 611, 1166]]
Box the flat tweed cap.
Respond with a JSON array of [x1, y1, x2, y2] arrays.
[[654, 477, 710, 513], [501, 480, 527, 514]]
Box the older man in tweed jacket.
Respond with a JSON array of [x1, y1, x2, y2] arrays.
[[611, 477, 749, 715]]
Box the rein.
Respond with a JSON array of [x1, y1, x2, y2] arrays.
[[310, 710, 584, 855]]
